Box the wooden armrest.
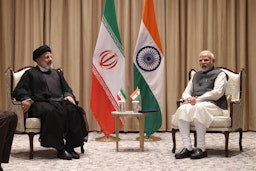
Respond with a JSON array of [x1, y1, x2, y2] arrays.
[[176, 99, 184, 108], [11, 99, 22, 105], [226, 94, 232, 111]]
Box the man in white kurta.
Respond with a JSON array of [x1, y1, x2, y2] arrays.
[[172, 50, 228, 159]]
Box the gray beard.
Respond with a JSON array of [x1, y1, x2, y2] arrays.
[[38, 63, 53, 72], [202, 66, 214, 72]]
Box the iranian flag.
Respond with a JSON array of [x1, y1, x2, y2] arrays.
[[117, 88, 127, 102], [133, 0, 164, 136], [90, 0, 125, 136]]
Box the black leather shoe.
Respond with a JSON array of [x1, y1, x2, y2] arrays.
[[57, 149, 72, 160], [175, 148, 193, 159], [67, 148, 80, 159], [190, 148, 207, 159]]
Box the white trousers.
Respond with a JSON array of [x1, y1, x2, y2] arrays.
[[172, 102, 224, 151]]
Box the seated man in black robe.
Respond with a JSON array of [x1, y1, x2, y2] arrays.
[[13, 45, 88, 160]]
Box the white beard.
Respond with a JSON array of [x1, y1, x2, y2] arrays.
[[201, 65, 213, 72], [39, 62, 53, 72]]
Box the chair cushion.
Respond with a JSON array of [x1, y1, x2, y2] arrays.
[[13, 67, 30, 90], [171, 114, 231, 129], [26, 118, 41, 129], [220, 68, 240, 102], [191, 116, 231, 128]]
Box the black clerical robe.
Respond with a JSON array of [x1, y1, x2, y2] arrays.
[[13, 66, 88, 150]]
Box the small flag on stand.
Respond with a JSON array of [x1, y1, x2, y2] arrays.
[[130, 88, 141, 101], [117, 88, 127, 101]]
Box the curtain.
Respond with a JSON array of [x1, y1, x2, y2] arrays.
[[0, 0, 255, 131]]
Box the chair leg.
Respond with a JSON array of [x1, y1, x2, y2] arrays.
[[172, 128, 177, 153], [238, 128, 243, 151], [28, 132, 35, 159], [224, 131, 230, 157]]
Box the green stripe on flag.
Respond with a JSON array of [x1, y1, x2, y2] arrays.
[[102, 0, 124, 55], [134, 65, 162, 136], [120, 88, 127, 100]]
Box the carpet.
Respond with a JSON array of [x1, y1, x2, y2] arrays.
[[2, 131, 256, 171]]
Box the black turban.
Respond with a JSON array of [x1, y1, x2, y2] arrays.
[[33, 45, 51, 62]]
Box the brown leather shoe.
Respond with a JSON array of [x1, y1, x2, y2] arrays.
[[175, 148, 193, 159], [190, 148, 207, 159]]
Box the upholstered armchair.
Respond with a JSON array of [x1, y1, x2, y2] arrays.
[[171, 67, 245, 157], [5, 67, 40, 159], [5, 67, 85, 159]]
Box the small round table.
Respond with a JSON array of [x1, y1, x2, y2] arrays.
[[111, 111, 148, 152]]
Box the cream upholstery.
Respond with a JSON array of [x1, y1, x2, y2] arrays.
[[5, 67, 40, 159], [171, 67, 245, 157]]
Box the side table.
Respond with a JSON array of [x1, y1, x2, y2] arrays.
[[111, 111, 148, 152]]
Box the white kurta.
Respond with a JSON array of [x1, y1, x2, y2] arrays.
[[172, 72, 227, 128]]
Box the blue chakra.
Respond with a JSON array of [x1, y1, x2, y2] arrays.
[[136, 46, 161, 72]]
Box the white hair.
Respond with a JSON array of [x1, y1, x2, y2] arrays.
[[199, 50, 215, 59]]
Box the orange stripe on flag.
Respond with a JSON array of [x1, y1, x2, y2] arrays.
[[142, 0, 163, 53], [130, 87, 140, 99]]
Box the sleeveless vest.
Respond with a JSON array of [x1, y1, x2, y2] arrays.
[[192, 68, 228, 110]]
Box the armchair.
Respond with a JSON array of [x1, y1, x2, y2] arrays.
[[171, 67, 245, 157], [5, 67, 85, 159]]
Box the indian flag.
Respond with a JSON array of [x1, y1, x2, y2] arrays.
[[130, 87, 141, 101], [133, 0, 164, 136], [90, 0, 125, 136], [117, 88, 127, 101]]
